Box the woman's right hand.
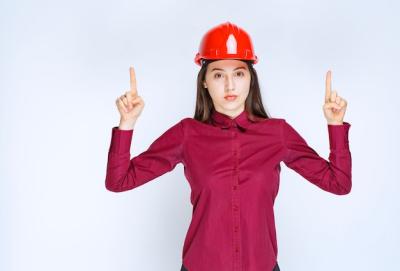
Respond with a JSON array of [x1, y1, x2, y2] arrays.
[[115, 66, 145, 129]]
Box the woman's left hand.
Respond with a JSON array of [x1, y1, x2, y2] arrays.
[[322, 70, 348, 125]]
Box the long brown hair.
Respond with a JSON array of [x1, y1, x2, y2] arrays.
[[193, 59, 271, 124]]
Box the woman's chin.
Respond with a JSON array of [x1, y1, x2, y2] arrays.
[[220, 102, 243, 111]]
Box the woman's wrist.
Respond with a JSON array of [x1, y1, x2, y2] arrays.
[[118, 118, 136, 130], [327, 121, 344, 125]]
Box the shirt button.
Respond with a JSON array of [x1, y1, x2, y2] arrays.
[[233, 205, 238, 211], [234, 226, 239, 232], [233, 185, 237, 190], [235, 247, 239, 252]]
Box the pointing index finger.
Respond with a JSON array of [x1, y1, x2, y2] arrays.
[[129, 66, 138, 96], [325, 70, 332, 103]]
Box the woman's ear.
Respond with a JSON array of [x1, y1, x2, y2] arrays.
[[203, 82, 207, 88]]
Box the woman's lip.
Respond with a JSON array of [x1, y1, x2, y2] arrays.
[[224, 95, 237, 100]]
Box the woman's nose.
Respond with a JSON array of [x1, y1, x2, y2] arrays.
[[225, 75, 235, 91]]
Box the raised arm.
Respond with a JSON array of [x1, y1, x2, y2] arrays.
[[106, 66, 184, 192], [281, 70, 352, 195]]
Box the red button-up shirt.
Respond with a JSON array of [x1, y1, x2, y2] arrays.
[[105, 109, 352, 271]]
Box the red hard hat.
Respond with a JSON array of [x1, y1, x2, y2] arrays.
[[194, 21, 258, 66]]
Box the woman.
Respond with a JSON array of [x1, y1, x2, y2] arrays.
[[106, 21, 352, 271]]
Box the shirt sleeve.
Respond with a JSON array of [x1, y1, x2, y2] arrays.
[[105, 120, 185, 192], [281, 119, 352, 195]]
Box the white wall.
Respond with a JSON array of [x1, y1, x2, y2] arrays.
[[1, 0, 399, 270]]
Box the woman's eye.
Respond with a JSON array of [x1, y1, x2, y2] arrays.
[[213, 72, 244, 79]]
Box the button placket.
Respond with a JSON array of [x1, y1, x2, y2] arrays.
[[231, 130, 241, 270]]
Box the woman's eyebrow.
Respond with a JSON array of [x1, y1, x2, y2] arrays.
[[211, 66, 247, 72]]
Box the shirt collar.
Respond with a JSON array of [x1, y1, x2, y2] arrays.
[[211, 109, 255, 131]]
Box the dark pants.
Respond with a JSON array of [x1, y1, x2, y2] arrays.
[[180, 262, 280, 271]]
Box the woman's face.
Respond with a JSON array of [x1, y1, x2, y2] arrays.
[[204, 59, 251, 117]]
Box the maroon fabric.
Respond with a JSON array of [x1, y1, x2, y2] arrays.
[[106, 109, 352, 271], [181, 261, 280, 271]]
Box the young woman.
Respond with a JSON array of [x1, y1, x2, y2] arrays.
[[106, 21, 352, 271]]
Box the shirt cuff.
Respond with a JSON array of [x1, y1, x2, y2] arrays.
[[327, 121, 351, 150], [109, 126, 134, 154]]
